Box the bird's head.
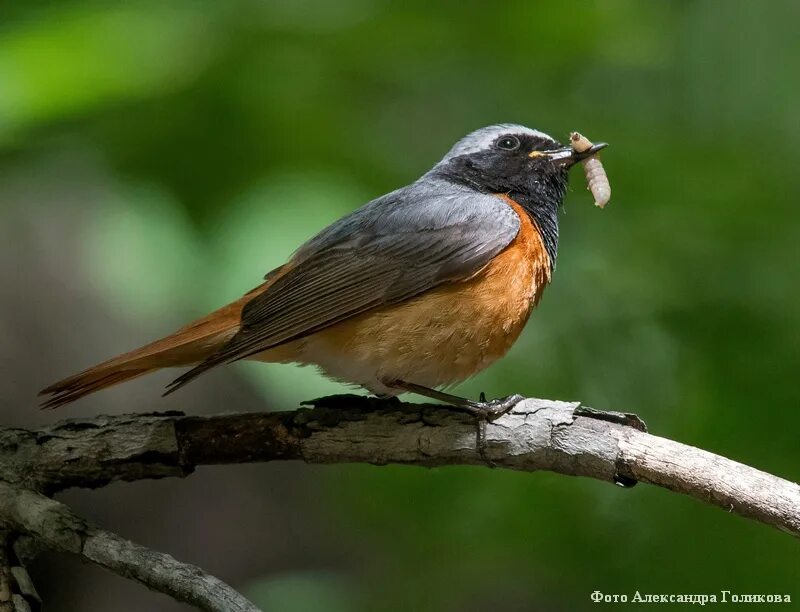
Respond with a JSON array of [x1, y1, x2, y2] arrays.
[[431, 123, 606, 211]]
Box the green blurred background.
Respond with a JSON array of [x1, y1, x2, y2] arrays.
[[1, 1, 798, 610]]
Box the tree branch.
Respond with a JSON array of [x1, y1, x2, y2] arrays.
[[0, 531, 39, 612], [1, 397, 798, 537], [0, 484, 259, 612], [1, 396, 799, 611], [0, 533, 12, 612]]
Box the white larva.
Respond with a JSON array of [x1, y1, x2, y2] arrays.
[[570, 131, 611, 208], [583, 157, 610, 208]]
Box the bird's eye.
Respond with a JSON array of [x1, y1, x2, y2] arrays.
[[496, 136, 520, 151]]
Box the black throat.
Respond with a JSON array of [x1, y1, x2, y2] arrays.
[[505, 188, 561, 270], [431, 156, 567, 271]]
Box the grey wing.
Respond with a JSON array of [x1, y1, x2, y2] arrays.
[[165, 184, 519, 392]]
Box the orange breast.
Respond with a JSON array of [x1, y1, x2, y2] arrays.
[[262, 194, 553, 393]]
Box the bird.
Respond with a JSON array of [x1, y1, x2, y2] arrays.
[[40, 123, 607, 417]]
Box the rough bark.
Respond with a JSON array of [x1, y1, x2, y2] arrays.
[[0, 532, 38, 612], [0, 485, 258, 612], [0, 534, 11, 612], [0, 396, 798, 611]]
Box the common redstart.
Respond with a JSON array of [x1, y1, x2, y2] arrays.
[[40, 124, 607, 417]]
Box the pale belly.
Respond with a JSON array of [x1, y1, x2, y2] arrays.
[[288, 275, 537, 395]]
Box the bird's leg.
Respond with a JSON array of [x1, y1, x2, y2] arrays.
[[386, 379, 524, 422]]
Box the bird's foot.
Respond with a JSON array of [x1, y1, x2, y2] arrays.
[[383, 379, 524, 422], [468, 392, 526, 468], [462, 392, 526, 422]]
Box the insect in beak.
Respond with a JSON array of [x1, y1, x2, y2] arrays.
[[533, 142, 608, 167]]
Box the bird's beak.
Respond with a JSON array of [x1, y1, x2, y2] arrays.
[[531, 142, 608, 167]]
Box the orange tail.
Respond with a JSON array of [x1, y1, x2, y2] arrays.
[[39, 286, 266, 409]]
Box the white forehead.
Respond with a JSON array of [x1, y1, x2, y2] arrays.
[[442, 123, 556, 160]]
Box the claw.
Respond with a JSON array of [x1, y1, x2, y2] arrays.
[[465, 393, 525, 421]]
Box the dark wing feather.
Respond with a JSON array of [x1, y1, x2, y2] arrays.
[[165, 185, 519, 393]]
